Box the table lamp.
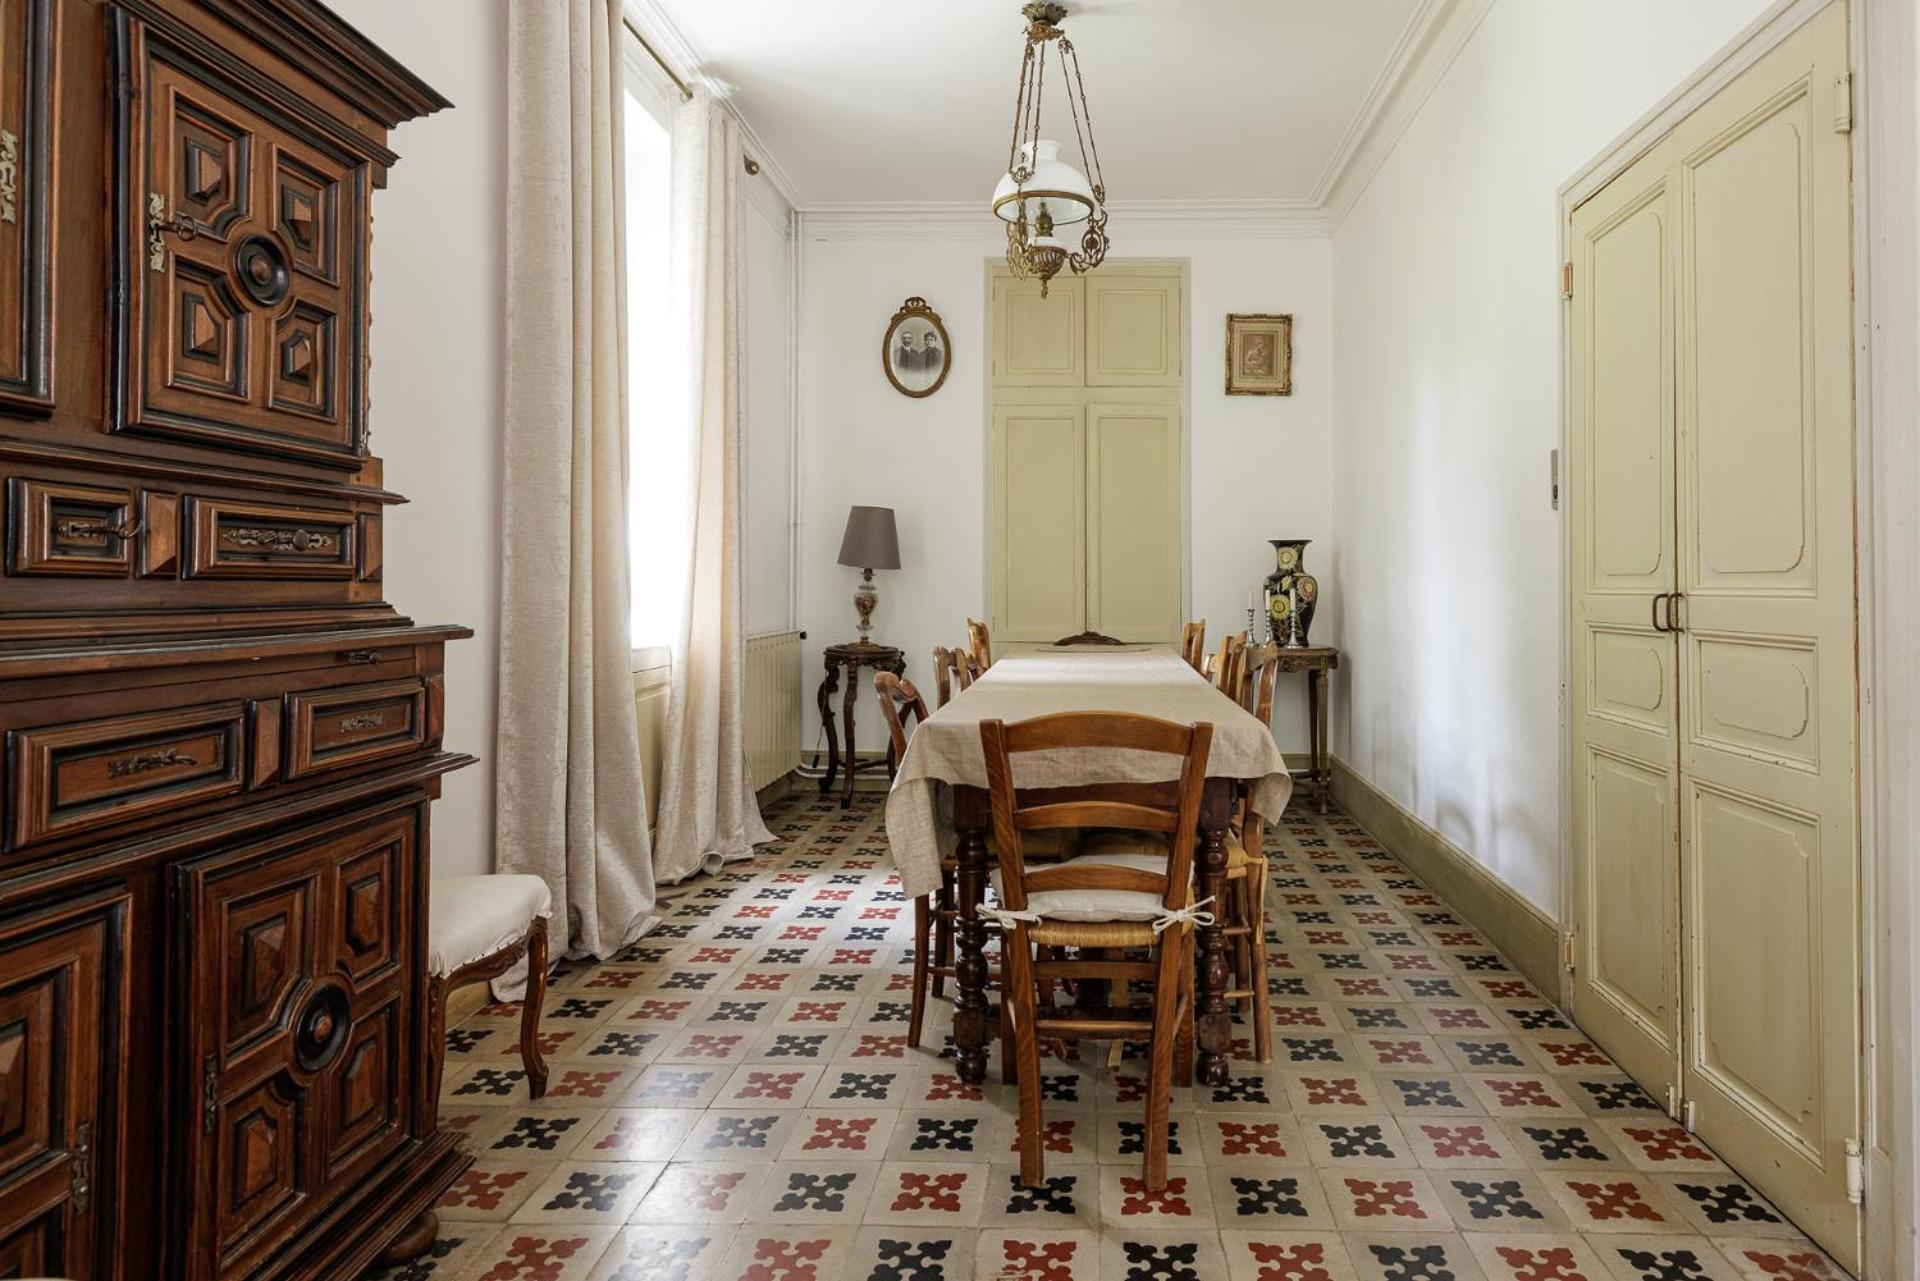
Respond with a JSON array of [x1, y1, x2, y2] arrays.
[[836, 505, 900, 645]]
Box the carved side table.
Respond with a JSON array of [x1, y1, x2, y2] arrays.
[[1274, 646, 1340, 813], [816, 642, 907, 809]]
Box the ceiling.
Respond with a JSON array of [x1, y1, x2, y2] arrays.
[[648, 0, 1427, 209]]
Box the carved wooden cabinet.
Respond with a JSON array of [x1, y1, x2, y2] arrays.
[[0, 2, 470, 1277]]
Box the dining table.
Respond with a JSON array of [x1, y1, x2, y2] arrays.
[[883, 646, 1293, 1086]]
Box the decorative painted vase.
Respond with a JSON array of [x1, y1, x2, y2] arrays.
[[1264, 539, 1319, 646]]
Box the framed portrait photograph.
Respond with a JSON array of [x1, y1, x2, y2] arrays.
[[1225, 312, 1293, 396], [882, 296, 952, 398]]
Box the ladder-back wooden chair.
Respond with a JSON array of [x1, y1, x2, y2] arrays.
[[1223, 642, 1282, 1060], [1180, 620, 1207, 672], [875, 671, 945, 1046], [931, 644, 980, 708], [981, 711, 1214, 1190], [1205, 632, 1248, 697], [965, 617, 993, 671]]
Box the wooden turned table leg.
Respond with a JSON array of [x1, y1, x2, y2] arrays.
[[1309, 666, 1331, 813], [951, 786, 993, 1085], [840, 662, 861, 809], [816, 656, 843, 796], [1194, 778, 1234, 1086]]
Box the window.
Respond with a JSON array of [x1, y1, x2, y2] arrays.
[[623, 38, 688, 654]]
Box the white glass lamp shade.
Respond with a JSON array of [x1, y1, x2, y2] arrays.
[[992, 139, 1095, 226]]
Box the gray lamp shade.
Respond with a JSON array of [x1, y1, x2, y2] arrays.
[[836, 506, 901, 570]]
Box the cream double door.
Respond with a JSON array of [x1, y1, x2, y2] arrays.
[[989, 267, 1184, 644], [1566, 4, 1859, 1268]]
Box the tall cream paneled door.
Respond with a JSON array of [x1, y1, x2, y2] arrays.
[[989, 267, 1185, 644], [1566, 4, 1859, 1268]]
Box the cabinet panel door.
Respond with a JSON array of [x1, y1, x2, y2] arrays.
[[0, 893, 130, 1281], [993, 276, 1082, 387], [176, 807, 419, 1280], [991, 405, 1084, 643], [1087, 405, 1180, 642], [1085, 274, 1180, 387], [0, 0, 53, 415], [112, 14, 368, 469]]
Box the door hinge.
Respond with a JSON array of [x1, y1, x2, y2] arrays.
[[1665, 1084, 1680, 1120], [1561, 929, 1575, 973], [1834, 73, 1853, 134], [70, 1119, 92, 1215], [201, 1054, 219, 1133], [1682, 1097, 1698, 1132], [1560, 261, 1574, 299], [1846, 1139, 1864, 1204]]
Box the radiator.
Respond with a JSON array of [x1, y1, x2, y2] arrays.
[[744, 629, 804, 790]]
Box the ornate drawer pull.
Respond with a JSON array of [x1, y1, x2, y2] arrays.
[[55, 515, 142, 542], [220, 525, 337, 553], [0, 128, 18, 224], [106, 747, 196, 779], [201, 1055, 219, 1134], [147, 192, 198, 272], [340, 650, 380, 665], [339, 711, 386, 733]]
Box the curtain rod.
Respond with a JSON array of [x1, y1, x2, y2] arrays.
[[621, 16, 762, 177]]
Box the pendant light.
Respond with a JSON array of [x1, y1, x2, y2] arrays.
[[991, 2, 1109, 297]]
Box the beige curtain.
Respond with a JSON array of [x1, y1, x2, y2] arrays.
[[495, 0, 657, 966], [652, 91, 774, 882]]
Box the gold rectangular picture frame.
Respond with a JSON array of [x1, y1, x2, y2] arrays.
[[1225, 312, 1293, 396]]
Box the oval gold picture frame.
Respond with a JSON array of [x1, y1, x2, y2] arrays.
[[882, 296, 951, 398]]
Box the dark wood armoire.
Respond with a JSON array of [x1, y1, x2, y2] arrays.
[[0, 1, 473, 1277]]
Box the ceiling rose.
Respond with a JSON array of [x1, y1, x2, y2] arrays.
[[991, 2, 1108, 297]]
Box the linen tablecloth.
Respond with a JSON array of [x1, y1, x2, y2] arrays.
[[882, 648, 1293, 896]]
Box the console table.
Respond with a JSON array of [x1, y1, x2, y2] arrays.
[[816, 642, 907, 808]]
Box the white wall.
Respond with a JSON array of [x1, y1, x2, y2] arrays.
[[332, 0, 507, 876], [1328, 0, 1776, 913], [794, 223, 1334, 756], [742, 177, 796, 635]]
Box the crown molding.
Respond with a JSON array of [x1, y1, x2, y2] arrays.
[[798, 199, 1331, 242], [634, 0, 1492, 241], [1314, 0, 1495, 230], [621, 0, 807, 212]]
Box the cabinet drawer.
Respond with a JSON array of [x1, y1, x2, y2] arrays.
[[6, 701, 246, 850], [183, 495, 357, 580], [284, 680, 426, 782]]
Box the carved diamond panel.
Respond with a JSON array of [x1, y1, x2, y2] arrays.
[[169, 101, 249, 235], [325, 1000, 401, 1173], [337, 842, 399, 982], [274, 152, 336, 281], [0, 0, 55, 414], [271, 303, 333, 419], [219, 1077, 301, 1246], [219, 885, 311, 1054], [168, 265, 245, 399]]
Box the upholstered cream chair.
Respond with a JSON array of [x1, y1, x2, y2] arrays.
[[427, 874, 554, 1098]]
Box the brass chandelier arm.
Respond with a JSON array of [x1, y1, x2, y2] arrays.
[[1057, 36, 1105, 201]]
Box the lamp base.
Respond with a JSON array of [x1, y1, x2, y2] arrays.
[[853, 569, 878, 643]]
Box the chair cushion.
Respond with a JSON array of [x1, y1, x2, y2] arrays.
[[993, 849, 1172, 924], [428, 874, 554, 976]]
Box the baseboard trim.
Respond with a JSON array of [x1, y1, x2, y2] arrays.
[[1330, 757, 1561, 997], [445, 981, 489, 1028]]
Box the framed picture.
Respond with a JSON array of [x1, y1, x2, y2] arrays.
[[1225, 312, 1293, 396], [882, 296, 952, 398]]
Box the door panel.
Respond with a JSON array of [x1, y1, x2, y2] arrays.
[[992, 276, 1082, 386], [113, 14, 367, 469], [177, 807, 419, 1280], [990, 406, 1084, 643], [0, 0, 53, 416], [0, 893, 129, 1281], [1672, 6, 1858, 1265], [1566, 137, 1682, 1103], [1085, 276, 1179, 386], [1087, 405, 1180, 642]]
